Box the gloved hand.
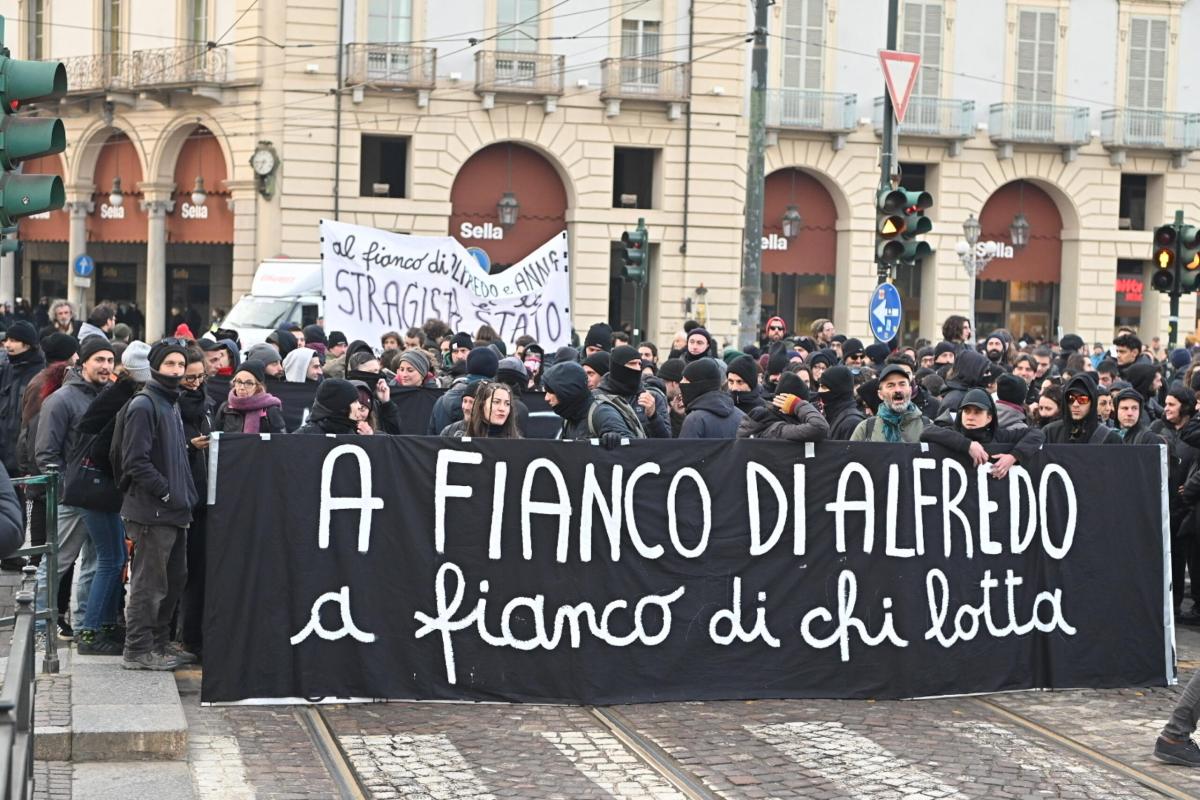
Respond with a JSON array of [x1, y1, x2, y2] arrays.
[[600, 431, 624, 450]]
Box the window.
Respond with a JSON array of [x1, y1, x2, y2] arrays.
[[620, 19, 661, 87], [1118, 174, 1147, 231], [497, 0, 539, 52], [901, 1, 942, 98], [781, 0, 823, 91], [26, 0, 44, 60], [359, 135, 408, 198], [612, 148, 656, 209], [1128, 16, 1168, 110], [1015, 9, 1056, 103], [103, 0, 121, 53], [368, 0, 413, 43], [897, 162, 927, 192], [188, 0, 208, 45]]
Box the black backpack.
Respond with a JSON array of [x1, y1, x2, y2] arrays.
[[587, 394, 646, 439], [109, 394, 160, 492]]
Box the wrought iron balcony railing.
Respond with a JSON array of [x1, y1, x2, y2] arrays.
[[58, 53, 134, 94], [989, 102, 1090, 146], [345, 43, 437, 90], [873, 96, 975, 139], [766, 89, 856, 132], [130, 45, 228, 86], [599, 58, 688, 103], [1101, 109, 1200, 151], [475, 50, 564, 96]]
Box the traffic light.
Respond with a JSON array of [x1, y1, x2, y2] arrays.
[[1151, 223, 1179, 293], [0, 16, 67, 233], [1179, 224, 1200, 293], [876, 187, 933, 266], [621, 217, 648, 284]]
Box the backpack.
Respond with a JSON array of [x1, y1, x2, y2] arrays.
[[587, 394, 646, 439], [109, 393, 160, 493]]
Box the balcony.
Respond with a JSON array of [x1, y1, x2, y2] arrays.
[[345, 43, 437, 107], [873, 96, 975, 155], [1101, 109, 1200, 167], [598, 58, 688, 118], [989, 102, 1090, 162], [475, 50, 565, 113], [57, 45, 229, 104], [59, 53, 134, 95], [766, 90, 856, 149]]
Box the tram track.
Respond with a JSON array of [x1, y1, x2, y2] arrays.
[[295, 705, 370, 800], [587, 705, 722, 800]]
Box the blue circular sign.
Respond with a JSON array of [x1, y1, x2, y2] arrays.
[[73, 254, 95, 278], [868, 281, 903, 343], [466, 247, 491, 274]]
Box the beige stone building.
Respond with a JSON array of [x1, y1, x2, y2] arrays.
[[1, 0, 1198, 348]]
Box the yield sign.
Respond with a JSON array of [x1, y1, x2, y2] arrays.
[[879, 50, 922, 124]]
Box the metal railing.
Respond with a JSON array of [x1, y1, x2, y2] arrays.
[[989, 102, 1090, 145], [767, 89, 856, 132], [873, 96, 975, 138], [5, 474, 59, 676], [475, 50, 565, 96], [345, 43, 437, 89], [0, 571, 38, 800], [130, 45, 228, 86], [599, 58, 689, 103], [59, 53, 134, 93], [1101, 109, 1200, 150]]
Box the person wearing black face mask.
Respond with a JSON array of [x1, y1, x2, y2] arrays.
[[921, 389, 1043, 478], [818, 365, 865, 440], [737, 371, 827, 442], [727, 355, 764, 415], [542, 362, 641, 447], [597, 345, 670, 438], [296, 379, 370, 435], [679, 358, 744, 439]]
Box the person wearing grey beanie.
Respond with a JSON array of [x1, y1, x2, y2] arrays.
[[120, 341, 152, 384], [245, 343, 284, 380], [395, 349, 432, 387]]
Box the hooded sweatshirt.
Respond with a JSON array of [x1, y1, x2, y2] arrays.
[[1042, 375, 1123, 445], [1115, 387, 1165, 446], [818, 365, 865, 440], [283, 346, 319, 383], [596, 347, 670, 438], [920, 388, 1044, 462], [542, 362, 639, 441], [935, 350, 992, 423]]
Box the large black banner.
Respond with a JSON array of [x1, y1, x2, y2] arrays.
[[202, 435, 1172, 705]]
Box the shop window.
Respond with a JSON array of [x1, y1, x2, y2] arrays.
[[359, 135, 408, 198], [897, 162, 927, 192], [1118, 174, 1147, 230], [612, 147, 657, 209], [1115, 259, 1144, 331]]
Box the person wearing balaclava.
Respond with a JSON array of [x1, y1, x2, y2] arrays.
[[541, 361, 639, 446], [921, 388, 1043, 478], [737, 371, 827, 442], [727, 355, 765, 416], [296, 379, 369, 435], [679, 358, 744, 439], [818, 365, 865, 440], [597, 345, 670, 438], [427, 346, 499, 435], [118, 339, 199, 670]]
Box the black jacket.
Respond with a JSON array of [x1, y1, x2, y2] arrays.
[[0, 347, 45, 473], [542, 363, 640, 442], [679, 391, 745, 439], [822, 395, 865, 441], [118, 379, 199, 528], [1042, 375, 1123, 445], [178, 387, 214, 502], [736, 400, 829, 442], [0, 464, 23, 558], [597, 374, 671, 439], [920, 390, 1044, 463]]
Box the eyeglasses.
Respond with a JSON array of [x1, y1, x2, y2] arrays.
[[232, 379, 258, 388], [181, 374, 206, 384], [1067, 394, 1091, 406]]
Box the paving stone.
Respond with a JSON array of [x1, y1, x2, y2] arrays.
[[73, 762, 195, 799]]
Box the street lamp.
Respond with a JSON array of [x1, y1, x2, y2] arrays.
[[108, 176, 124, 208], [190, 176, 207, 207], [956, 213, 996, 342], [497, 191, 519, 229], [781, 204, 803, 239], [1010, 212, 1030, 248]]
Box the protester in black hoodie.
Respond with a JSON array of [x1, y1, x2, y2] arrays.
[[921, 389, 1044, 478], [597, 345, 670, 438], [935, 349, 991, 424], [727, 355, 765, 416], [295, 379, 368, 435], [657, 358, 686, 437], [818, 365, 865, 440], [679, 358, 744, 439], [1125, 362, 1164, 421], [1114, 387, 1164, 446], [542, 361, 639, 446], [1042, 375, 1122, 444], [737, 372, 828, 442]]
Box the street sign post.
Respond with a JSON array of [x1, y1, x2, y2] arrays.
[[73, 253, 94, 278], [868, 281, 903, 343], [466, 246, 491, 274], [878, 50, 921, 125]]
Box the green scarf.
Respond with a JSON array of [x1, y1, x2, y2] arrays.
[[877, 403, 912, 443]]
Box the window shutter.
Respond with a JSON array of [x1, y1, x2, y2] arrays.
[[782, 0, 824, 91], [1127, 16, 1167, 109], [1015, 9, 1055, 103], [901, 2, 942, 97]]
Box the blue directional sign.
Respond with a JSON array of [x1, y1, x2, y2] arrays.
[[466, 246, 491, 273], [868, 281, 903, 343], [73, 253, 94, 278]]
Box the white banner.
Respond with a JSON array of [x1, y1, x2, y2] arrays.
[[319, 220, 571, 350]]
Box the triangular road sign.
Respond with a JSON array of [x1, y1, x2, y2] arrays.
[[879, 50, 922, 124]]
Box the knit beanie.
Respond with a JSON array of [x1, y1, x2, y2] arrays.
[[857, 378, 882, 414], [775, 371, 810, 402], [819, 365, 854, 398], [466, 346, 500, 378], [610, 345, 641, 370], [934, 341, 957, 357], [1171, 348, 1192, 371], [399, 349, 431, 379], [304, 325, 328, 346], [582, 351, 611, 376], [996, 373, 1028, 406], [4, 320, 36, 346], [234, 361, 266, 385], [41, 332, 77, 363], [841, 338, 865, 360], [657, 357, 685, 383], [78, 336, 115, 364], [688, 327, 712, 347], [247, 343, 283, 367], [450, 332, 474, 352], [728, 355, 759, 389], [584, 322, 613, 352], [765, 343, 790, 377], [327, 331, 348, 349], [864, 342, 891, 365], [121, 340, 152, 383], [148, 339, 187, 370], [315, 377, 358, 415]]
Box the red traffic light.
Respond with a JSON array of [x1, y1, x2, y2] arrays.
[[1155, 226, 1178, 247]]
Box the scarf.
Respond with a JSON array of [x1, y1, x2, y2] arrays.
[[178, 388, 209, 427], [876, 403, 912, 443], [226, 390, 282, 433], [308, 401, 359, 434]]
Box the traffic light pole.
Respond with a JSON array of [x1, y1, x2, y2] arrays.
[[738, 0, 769, 349], [877, 0, 899, 282], [1170, 208, 1184, 351]]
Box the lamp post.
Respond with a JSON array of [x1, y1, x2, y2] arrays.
[[955, 214, 997, 341]]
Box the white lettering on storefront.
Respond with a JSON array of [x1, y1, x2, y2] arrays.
[[459, 222, 504, 240], [180, 202, 209, 220], [761, 234, 788, 251], [99, 204, 125, 220]]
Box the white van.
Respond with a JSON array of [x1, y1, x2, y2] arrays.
[[219, 259, 322, 348]]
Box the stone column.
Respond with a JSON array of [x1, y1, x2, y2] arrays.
[[140, 196, 174, 341], [0, 249, 13, 306], [64, 196, 94, 309]]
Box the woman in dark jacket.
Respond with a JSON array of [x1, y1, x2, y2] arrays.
[[737, 372, 828, 442], [679, 358, 745, 439], [921, 388, 1045, 476], [214, 362, 286, 434], [295, 379, 369, 435]]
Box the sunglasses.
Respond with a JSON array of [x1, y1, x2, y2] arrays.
[[1067, 394, 1091, 406], [768, 326, 784, 331], [161, 337, 191, 347]]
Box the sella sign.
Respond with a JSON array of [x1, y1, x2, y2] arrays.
[[460, 222, 504, 240]]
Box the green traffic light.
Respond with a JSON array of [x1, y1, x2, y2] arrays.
[[0, 172, 64, 227], [0, 116, 64, 169], [0, 58, 67, 106]]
